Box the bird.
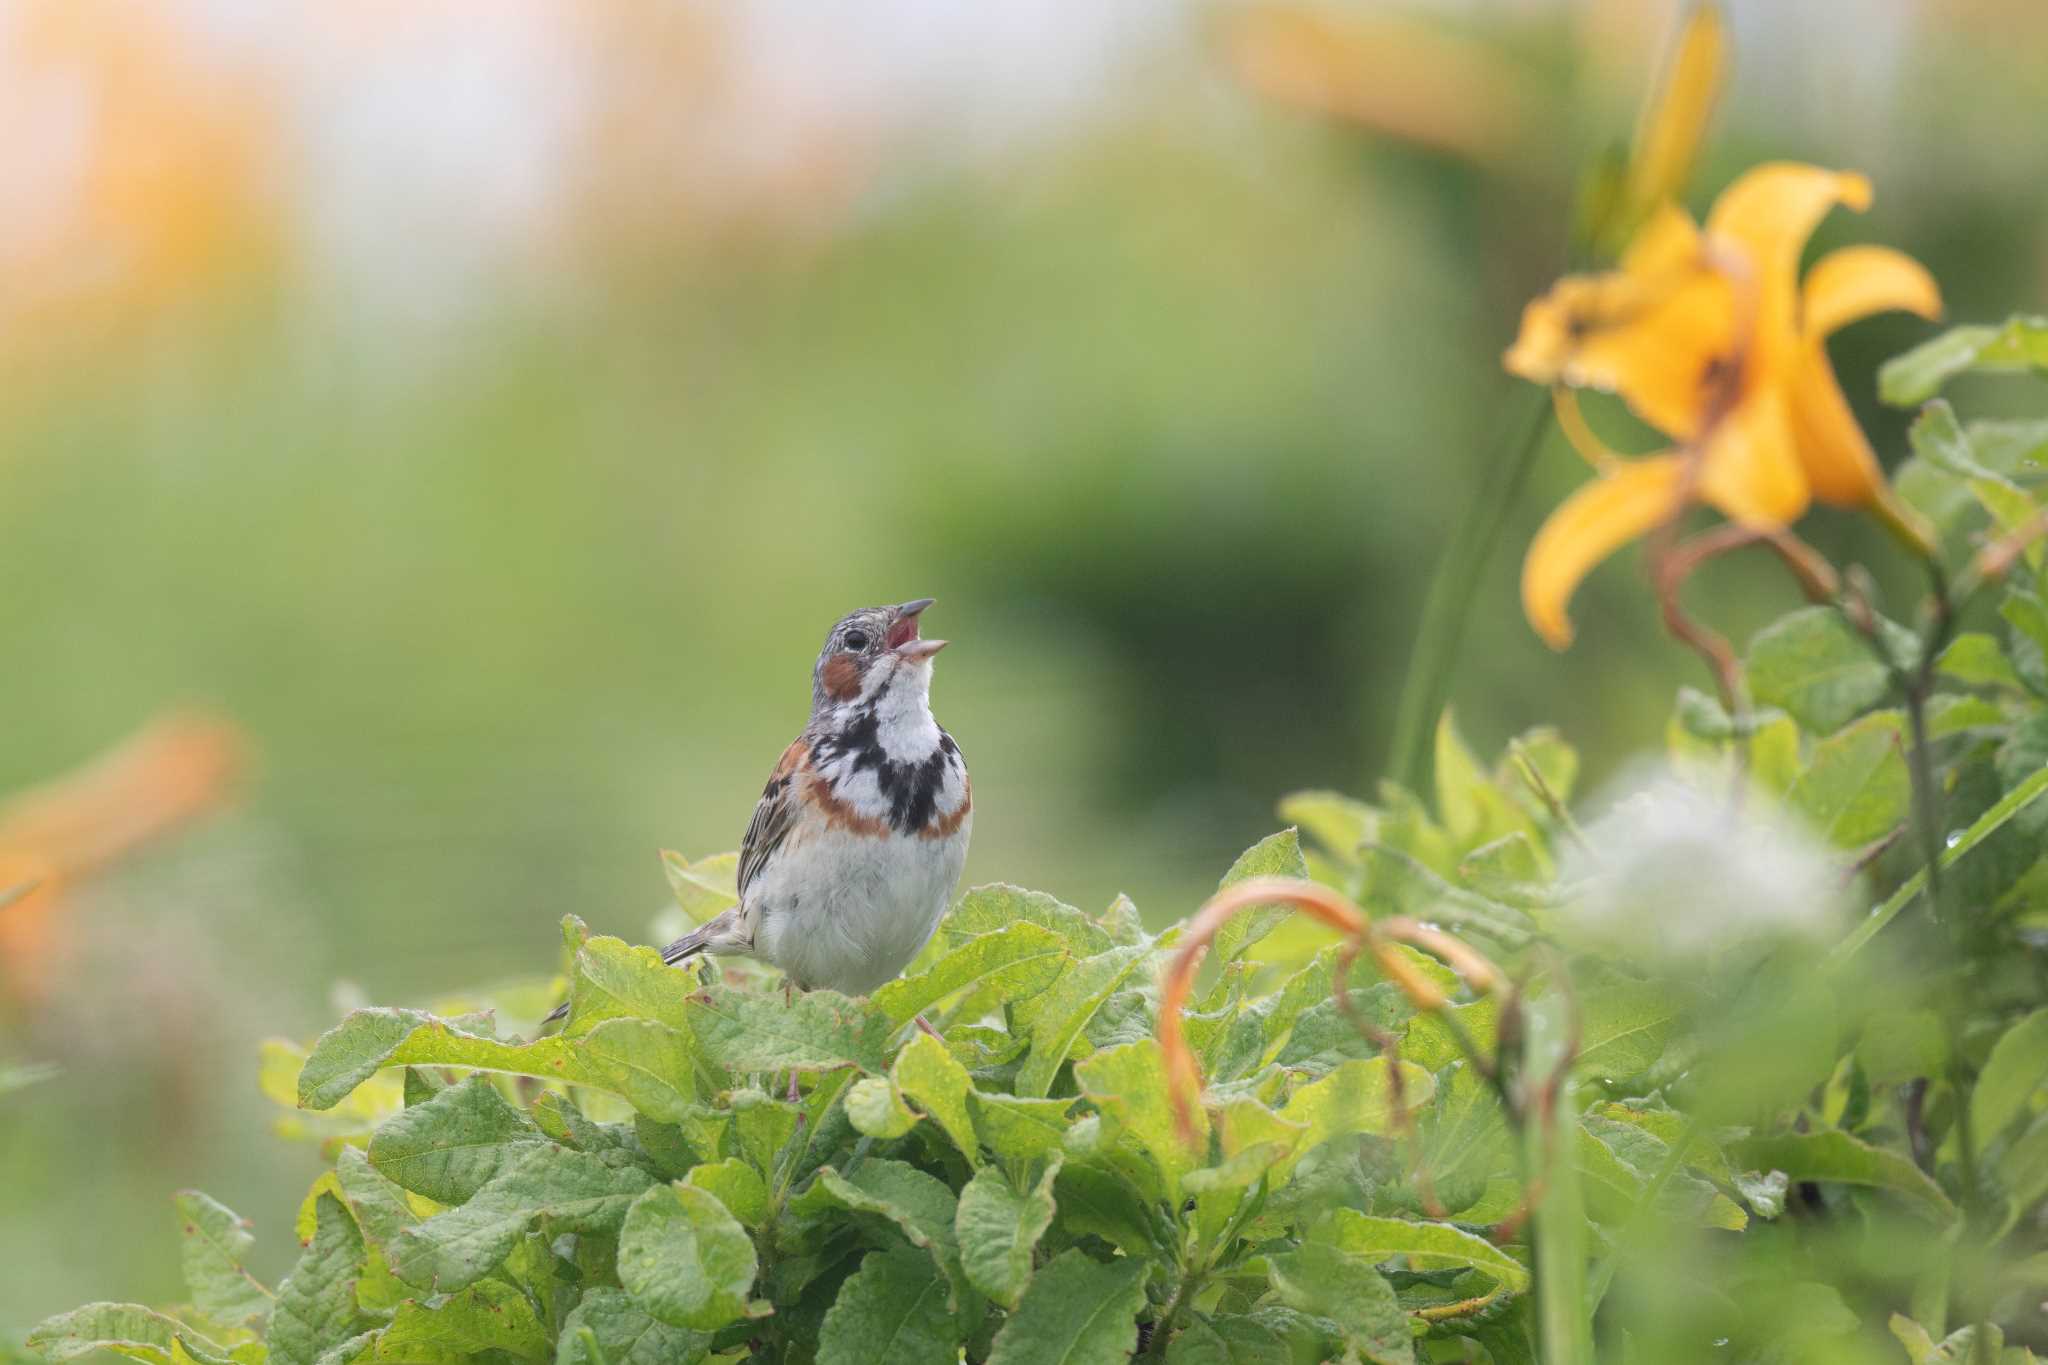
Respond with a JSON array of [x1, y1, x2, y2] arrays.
[[547, 598, 970, 1023]]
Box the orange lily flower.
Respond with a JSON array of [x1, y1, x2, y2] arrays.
[[1505, 162, 1942, 648]]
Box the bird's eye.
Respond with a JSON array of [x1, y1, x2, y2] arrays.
[[842, 630, 870, 652]]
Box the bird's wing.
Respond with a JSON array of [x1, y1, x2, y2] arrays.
[[736, 739, 808, 902]]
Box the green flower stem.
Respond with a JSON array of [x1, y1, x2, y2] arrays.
[[1387, 386, 1553, 791]]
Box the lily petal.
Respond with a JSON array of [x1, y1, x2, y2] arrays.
[[1697, 386, 1810, 527], [1801, 244, 1942, 340], [1623, 4, 1727, 222], [1787, 343, 1886, 506], [1522, 455, 1688, 649], [1706, 163, 1872, 364]]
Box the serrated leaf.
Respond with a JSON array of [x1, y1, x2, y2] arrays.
[[617, 1183, 759, 1330], [1973, 1008, 2048, 1142], [366, 1074, 544, 1204], [173, 1192, 272, 1330], [1267, 1242, 1411, 1365], [1729, 1130, 1955, 1221], [554, 1288, 706, 1365], [1013, 946, 1152, 1098], [894, 1031, 980, 1164], [1075, 1039, 1203, 1196], [817, 1245, 963, 1365], [873, 921, 1071, 1026], [683, 985, 892, 1074], [1748, 607, 1904, 735], [1213, 831, 1310, 963], [1789, 710, 1910, 848], [985, 1250, 1147, 1365], [1049, 1164, 1164, 1257], [26, 1305, 231, 1365], [956, 1160, 1061, 1309], [1315, 1208, 1529, 1291], [390, 1144, 656, 1291], [267, 1195, 369, 1365], [947, 885, 1112, 956]]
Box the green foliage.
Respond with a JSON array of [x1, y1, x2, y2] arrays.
[[25, 325, 2048, 1365]]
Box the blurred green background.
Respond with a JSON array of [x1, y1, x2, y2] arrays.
[[2, 0, 2044, 1330]]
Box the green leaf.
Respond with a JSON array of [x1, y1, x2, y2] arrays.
[[817, 1245, 964, 1365], [2005, 590, 2048, 697], [1880, 315, 2048, 405], [1315, 1208, 1529, 1291], [1267, 1242, 1411, 1365], [947, 885, 1112, 956], [893, 1031, 980, 1164], [576, 1017, 699, 1121], [1074, 1039, 1203, 1196], [1049, 1165, 1164, 1258], [970, 1094, 1076, 1164], [366, 1073, 544, 1204], [793, 1161, 967, 1305], [847, 1077, 920, 1139], [1162, 1314, 1291, 1365], [1012, 945, 1152, 1098], [391, 1144, 656, 1291], [173, 1191, 272, 1330], [298, 1009, 587, 1110], [1832, 763, 2048, 960], [1573, 972, 1681, 1081], [661, 849, 739, 923], [617, 1183, 759, 1331], [267, 1194, 369, 1365], [1972, 1008, 2048, 1142], [1728, 1130, 1955, 1221], [358, 1280, 549, 1362], [985, 1250, 1148, 1365], [955, 1159, 1061, 1309], [554, 1288, 707, 1365], [1435, 714, 1527, 847], [561, 935, 697, 1036], [683, 985, 893, 1074], [1911, 399, 2012, 484], [872, 921, 1071, 1026], [1748, 607, 1902, 735], [26, 1306, 231, 1365], [684, 1158, 771, 1228], [1790, 711, 1910, 848], [1277, 791, 1376, 867], [1276, 1058, 1436, 1181], [1213, 831, 1310, 963]]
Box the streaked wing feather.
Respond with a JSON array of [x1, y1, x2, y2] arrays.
[[736, 740, 806, 900]]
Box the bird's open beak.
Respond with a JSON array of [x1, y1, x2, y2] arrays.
[[887, 598, 946, 658]]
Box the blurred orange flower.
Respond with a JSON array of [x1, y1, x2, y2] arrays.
[[1506, 163, 1943, 648], [0, 712, 244, 1008]]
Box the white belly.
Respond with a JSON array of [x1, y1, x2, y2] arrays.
[[750, 817, 971, 995]]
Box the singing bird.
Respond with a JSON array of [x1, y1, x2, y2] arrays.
[[549, 599, 970, 1021]]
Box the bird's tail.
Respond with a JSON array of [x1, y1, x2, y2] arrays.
[[540, 910, 734, 1029]]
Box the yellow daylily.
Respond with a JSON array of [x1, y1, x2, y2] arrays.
[[1506, 162, 1943, 648]]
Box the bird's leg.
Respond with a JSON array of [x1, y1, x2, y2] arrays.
[[785, 1070, 802, 1106], [914, 1014, 941, 1040]]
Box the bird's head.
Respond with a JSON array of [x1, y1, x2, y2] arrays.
[[810, 598, 946, 716]]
